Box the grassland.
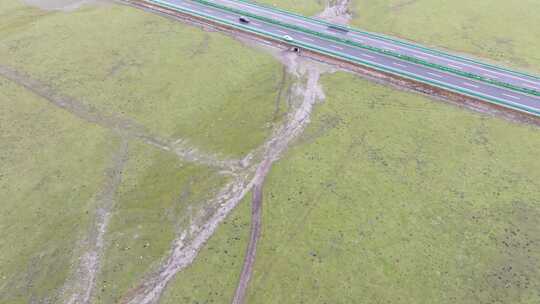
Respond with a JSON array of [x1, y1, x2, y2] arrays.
[[175, 71, 539, 303], [0, 0, 287, 302], [0, 0, 285, 158], [349, 0, 540, 74], [0, 35, 229, 304], [159, 194, 252, 303], [242, 72, 540, 303], [93, 141, 226, 304], [2, 0, 539, 303], [0, 76, 117, 302]]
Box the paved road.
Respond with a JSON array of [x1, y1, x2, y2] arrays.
[[212, 0, 540, 92], [147, 0, 540, 116]]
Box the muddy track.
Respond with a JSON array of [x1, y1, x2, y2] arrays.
[[120, 51, 329, 303], [229, 4, 350, 303], [61, 139, 129, 304], [317, 0, 352, 24], [272, 65, 289, 120], [110, 4, 333, 304], [231, 160, 269, 304], [0, 65, 240, 170]]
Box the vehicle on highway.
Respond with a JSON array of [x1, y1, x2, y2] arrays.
[[239, 16, 250, 23], [328, 24, 349, 33], [282, 35, 293, 41]]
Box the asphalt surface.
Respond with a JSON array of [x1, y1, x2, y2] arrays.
[[212, 0, 540, 92], [150, 0, 540, 115]]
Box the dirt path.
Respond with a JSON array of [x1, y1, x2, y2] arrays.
[[60, 139, 128, 304], [4, 2, 345, 303], [231, 160, 269, 304], [120, 47, 330, 303], [228, 3, 350, 303], [226, 55, 332, 304], [316, 0, 351, 24], [0, 65, 239, 171]]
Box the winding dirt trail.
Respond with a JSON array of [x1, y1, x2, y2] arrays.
[[231, 160, 269, 304], [61, 139, 129, 304], [3, 1, 348, 303], [317, 0, 351, 24], [120, 50, 330, 303], [229, 3, 351, 303]]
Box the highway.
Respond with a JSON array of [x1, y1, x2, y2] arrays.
[[143, 0, 540, 116], [211, 0, 540, 92]]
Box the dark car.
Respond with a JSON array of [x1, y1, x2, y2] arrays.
[[239, 16, 250, 23], [328, 24, 349, 33]]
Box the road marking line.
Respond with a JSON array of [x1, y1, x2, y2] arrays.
[[503, 93, 521, 100], [251, 22, 260, 26], [413, 51, 540, 85], [463, 82, 479, 88], [330, 45, 344, 50], [275, 29, 287, 34], [266, 35, 534, 109], [522, 83, 539, 90], [448, 64, 462, 70], [427, 72, 443, 78], [392, 62, 407, 68], [349, 32, 539, 84], [304, 37, 315, 42], [484, 74, 498, 79], [385, 47, 397, 52], [312, 21, 539, 87], [214, 2, 539, 93]]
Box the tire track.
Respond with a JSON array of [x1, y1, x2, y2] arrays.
[[231, 160, 268, 304]]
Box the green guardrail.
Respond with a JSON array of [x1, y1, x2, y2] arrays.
[[232, 0, 540, 82], [181, 0, 539, 97], [143, 0, 540, 117]]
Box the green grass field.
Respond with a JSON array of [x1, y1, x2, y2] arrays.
[[242, 72, 540, 303], [1, 0, 539, 303], [0, 76, 118, 302], [157, 71, 540, 304], [93, 141, 226, 304], [160, 194, 252, 303], [0, 0, 285, 302], [0, 43, 230, 304], [0, 0, 285, 158]]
